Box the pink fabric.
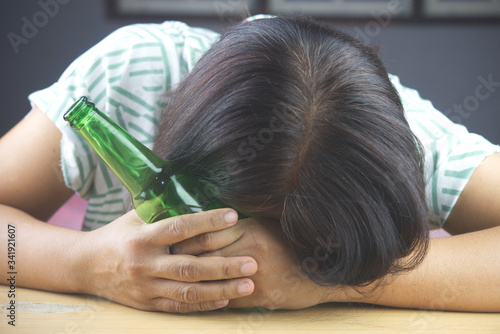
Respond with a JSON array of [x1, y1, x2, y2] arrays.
[[430, 228, 451, 238], [47, 194, 87, 230]]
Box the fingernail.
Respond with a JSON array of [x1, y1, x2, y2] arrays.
[[215, 300, 229, 308], [224, 211, 238, 224], [240, 261, 257, 275], [238, 282, 252, 295]]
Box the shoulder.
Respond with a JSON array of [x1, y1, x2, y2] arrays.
[[31, 21, 220, 136], [444, 153, 500, 234], [62, 21, 219, 86], [390, 74, 500, 227]]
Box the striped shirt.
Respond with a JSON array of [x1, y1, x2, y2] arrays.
[[29, 19, 499, 231]]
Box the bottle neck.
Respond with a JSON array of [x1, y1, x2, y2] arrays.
[[64, 97, 167, 196]]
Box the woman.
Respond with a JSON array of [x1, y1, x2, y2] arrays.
[[1, 15, 499, 313]]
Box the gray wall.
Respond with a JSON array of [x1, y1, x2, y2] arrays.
[[2, 0, 499, 145]]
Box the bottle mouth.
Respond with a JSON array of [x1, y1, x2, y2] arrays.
[[63, 96, 95, 128]]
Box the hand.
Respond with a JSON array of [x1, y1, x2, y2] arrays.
[[76, 209, 258, 313], [171, 218, 338, 310]]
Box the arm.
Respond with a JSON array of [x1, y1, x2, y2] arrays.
[[172, 154, 500, 312], [0, 108, 257, 312], [355, 226, 500, 312], [0, 107, 77, 292], [443, 153, 500, 234], [355, 153, 500, 311]]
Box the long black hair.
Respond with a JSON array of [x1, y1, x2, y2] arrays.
[[154, 16, 429, 287]]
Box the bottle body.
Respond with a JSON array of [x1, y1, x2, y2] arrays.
[[134, 166, 225, 223], [64, 96, 225, 223]]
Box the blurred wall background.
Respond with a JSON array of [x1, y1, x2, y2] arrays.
[[1, 0, 499, 145]]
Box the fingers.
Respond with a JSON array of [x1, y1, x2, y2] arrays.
[[149, 278, 255, 313], [145, 209, 239, 247], [170, 223, 246, 255], [150, 254, 257, 282]]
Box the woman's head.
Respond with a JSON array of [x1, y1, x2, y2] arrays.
[[154, 16, 428, 286]]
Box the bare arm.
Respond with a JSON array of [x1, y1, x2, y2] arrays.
[[0, 108, 258, 312], [0, 107, 79, 292], [443, 153, 500, 234], [0, 107, 74, 220], [355, 153, 500, 312], [354, 226, 500, 312]]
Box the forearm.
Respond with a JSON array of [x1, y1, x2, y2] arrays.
[[0, 204, 87, 293], [333, 226, 500, 312]]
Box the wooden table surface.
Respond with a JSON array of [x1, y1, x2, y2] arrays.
[[1, 287, 499, 333]]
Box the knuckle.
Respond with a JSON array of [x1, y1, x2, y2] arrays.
[[124, 233, 147, 251], [263, 288, 282, 310], [177, 261, 197, 281], [220, 262, 231, 279], [171, 300, 191, 313], [197, 232, 214, 251], [128, 284, 150, 305], [217, 286, 230, 301], [265, 302, 278, 310], [169, 217, 189, 239], [124, 260, 145, 278], [136, 296, 156, 311], [206, 212, 220, 230], [179, 285, 198, 303]]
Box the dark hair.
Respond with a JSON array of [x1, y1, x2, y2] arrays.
[[154, 16, 429, 287]]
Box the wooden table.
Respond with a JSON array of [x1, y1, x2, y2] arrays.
[[1, 287, 499, 333]]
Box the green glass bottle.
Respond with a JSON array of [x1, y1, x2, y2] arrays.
[[63, 96, 226, 223]]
